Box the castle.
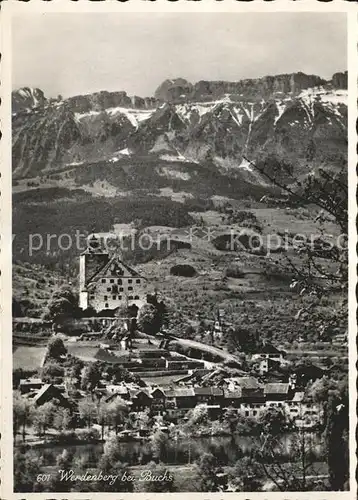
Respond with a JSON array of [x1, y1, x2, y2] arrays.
[[79, 234, 147, 313]]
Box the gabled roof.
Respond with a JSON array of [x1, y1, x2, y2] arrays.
[[229, 377, 261, 390], [86, 256, 145, 289], [264, 383, 290, 395], [151, 388, 166, 397], [259, 343, 283, 355], [168, 388, 195, 398], [194, 387, 212, 396], [130, 389, 152, 399], [33, 383, 54, 402]]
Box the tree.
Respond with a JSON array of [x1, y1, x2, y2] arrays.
[[186, 404, 208, 427], [32, 401, 56, 436], [259, 408, 286, 436], [78, 397, 97, 428], [41, 362, 65, 383], [137, 304, 159, 335], [53, 407, 72, 431], [150, 430, 169, 463], [48, 286, 79, 319], [96, 454, 134, 492], [81, 362, 101, 391], [13, 392, 33, 441], [223, 407, 239, 434], [47, 336, 67, 360], [195, 452, 221, 492], [56, 449, 74, 469], [325, 393, 349, 490], [143, 462, 175, 492], [247, 155, 347, 295], [14, 448, 43, 492], [252, 430, 322, 491], [228, 456, 263, 492], [106, 398, 128, 435]]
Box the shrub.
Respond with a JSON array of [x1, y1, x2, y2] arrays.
[[224, 264, 245, 279], [170, 264, 197, 277]]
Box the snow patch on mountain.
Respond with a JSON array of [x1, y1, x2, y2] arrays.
[[156, 166, 191, 180], [274, 101, 286, 125], [74, 107, 154, 127]]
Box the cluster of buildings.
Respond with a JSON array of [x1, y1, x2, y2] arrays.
[[19, 369, 322, 429]]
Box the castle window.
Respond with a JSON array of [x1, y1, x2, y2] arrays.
[[118, 295, 122, 300], [128, 279, 132, 284], [102, 279, 106, 283], [110, 279, 114, 283], [128, 286, 133, 291], [104, 295, 108, 300], [105, 303, 109, 308], [134, 295, 140, 300], [128, 296, 133, 300], [107, 287, 111, 292], [119, 287, 124, 292], [136, 279, 141, 284], [112, 295, 116, 300], [118, 279, 122, 285], [90, 294, 95, 299]]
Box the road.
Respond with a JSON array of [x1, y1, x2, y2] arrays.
[[164, 335, 242, 365]]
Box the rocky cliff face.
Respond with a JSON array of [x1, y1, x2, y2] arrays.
[[331, 71, 348, 89], [154, 72, 328, 103], [12, 87, 47, 113], [12, 72, 347, 187]]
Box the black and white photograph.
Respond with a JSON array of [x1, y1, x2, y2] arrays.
[[5, 9, 354, 495]]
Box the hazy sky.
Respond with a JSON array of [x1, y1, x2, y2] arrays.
[[12, 13, 347, 98]]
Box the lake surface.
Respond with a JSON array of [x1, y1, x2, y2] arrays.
[[28, 432, 325, 468]]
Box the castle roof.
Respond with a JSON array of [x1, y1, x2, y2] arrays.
[[86, 255, 145, 290]]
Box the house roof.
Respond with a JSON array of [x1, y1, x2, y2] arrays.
[[194, 387, 213, 396], [292, 391, 305, 402], [151, 388, 166, 397], [224, 389, 242, 399], [130, 389, 152, 399], [33, 384, 54, 402], [20, 378, 43, 385], [259, 343, 283, 355], [167, 388, 195, 398], [264, 383, 290, 395], [229, 377, 261, 389], [86, 255, 145, 289]]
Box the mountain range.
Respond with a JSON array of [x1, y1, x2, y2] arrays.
[[12, 71, 347, 199]]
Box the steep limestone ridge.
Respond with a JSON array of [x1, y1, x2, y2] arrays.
[[11, 71, 347, 183], [65, 91, 159, 114], [12, 87, 47, 113], [331, 71, 348, 89], [155, 72, 328, 103]]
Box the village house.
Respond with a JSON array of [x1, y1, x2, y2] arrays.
[[130, 389, 152, 412], [251, 343, 286, 363], [264, 382, 293, 401], [79, 234, 148, 313], [19, 378, 43, 395], [31, 383, 71, 408], [223, 389, 242, 408]]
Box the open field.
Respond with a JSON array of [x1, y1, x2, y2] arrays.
[[13, 345, 47, 370]]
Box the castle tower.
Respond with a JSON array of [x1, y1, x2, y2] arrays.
[[79, 234, 110, 310]]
